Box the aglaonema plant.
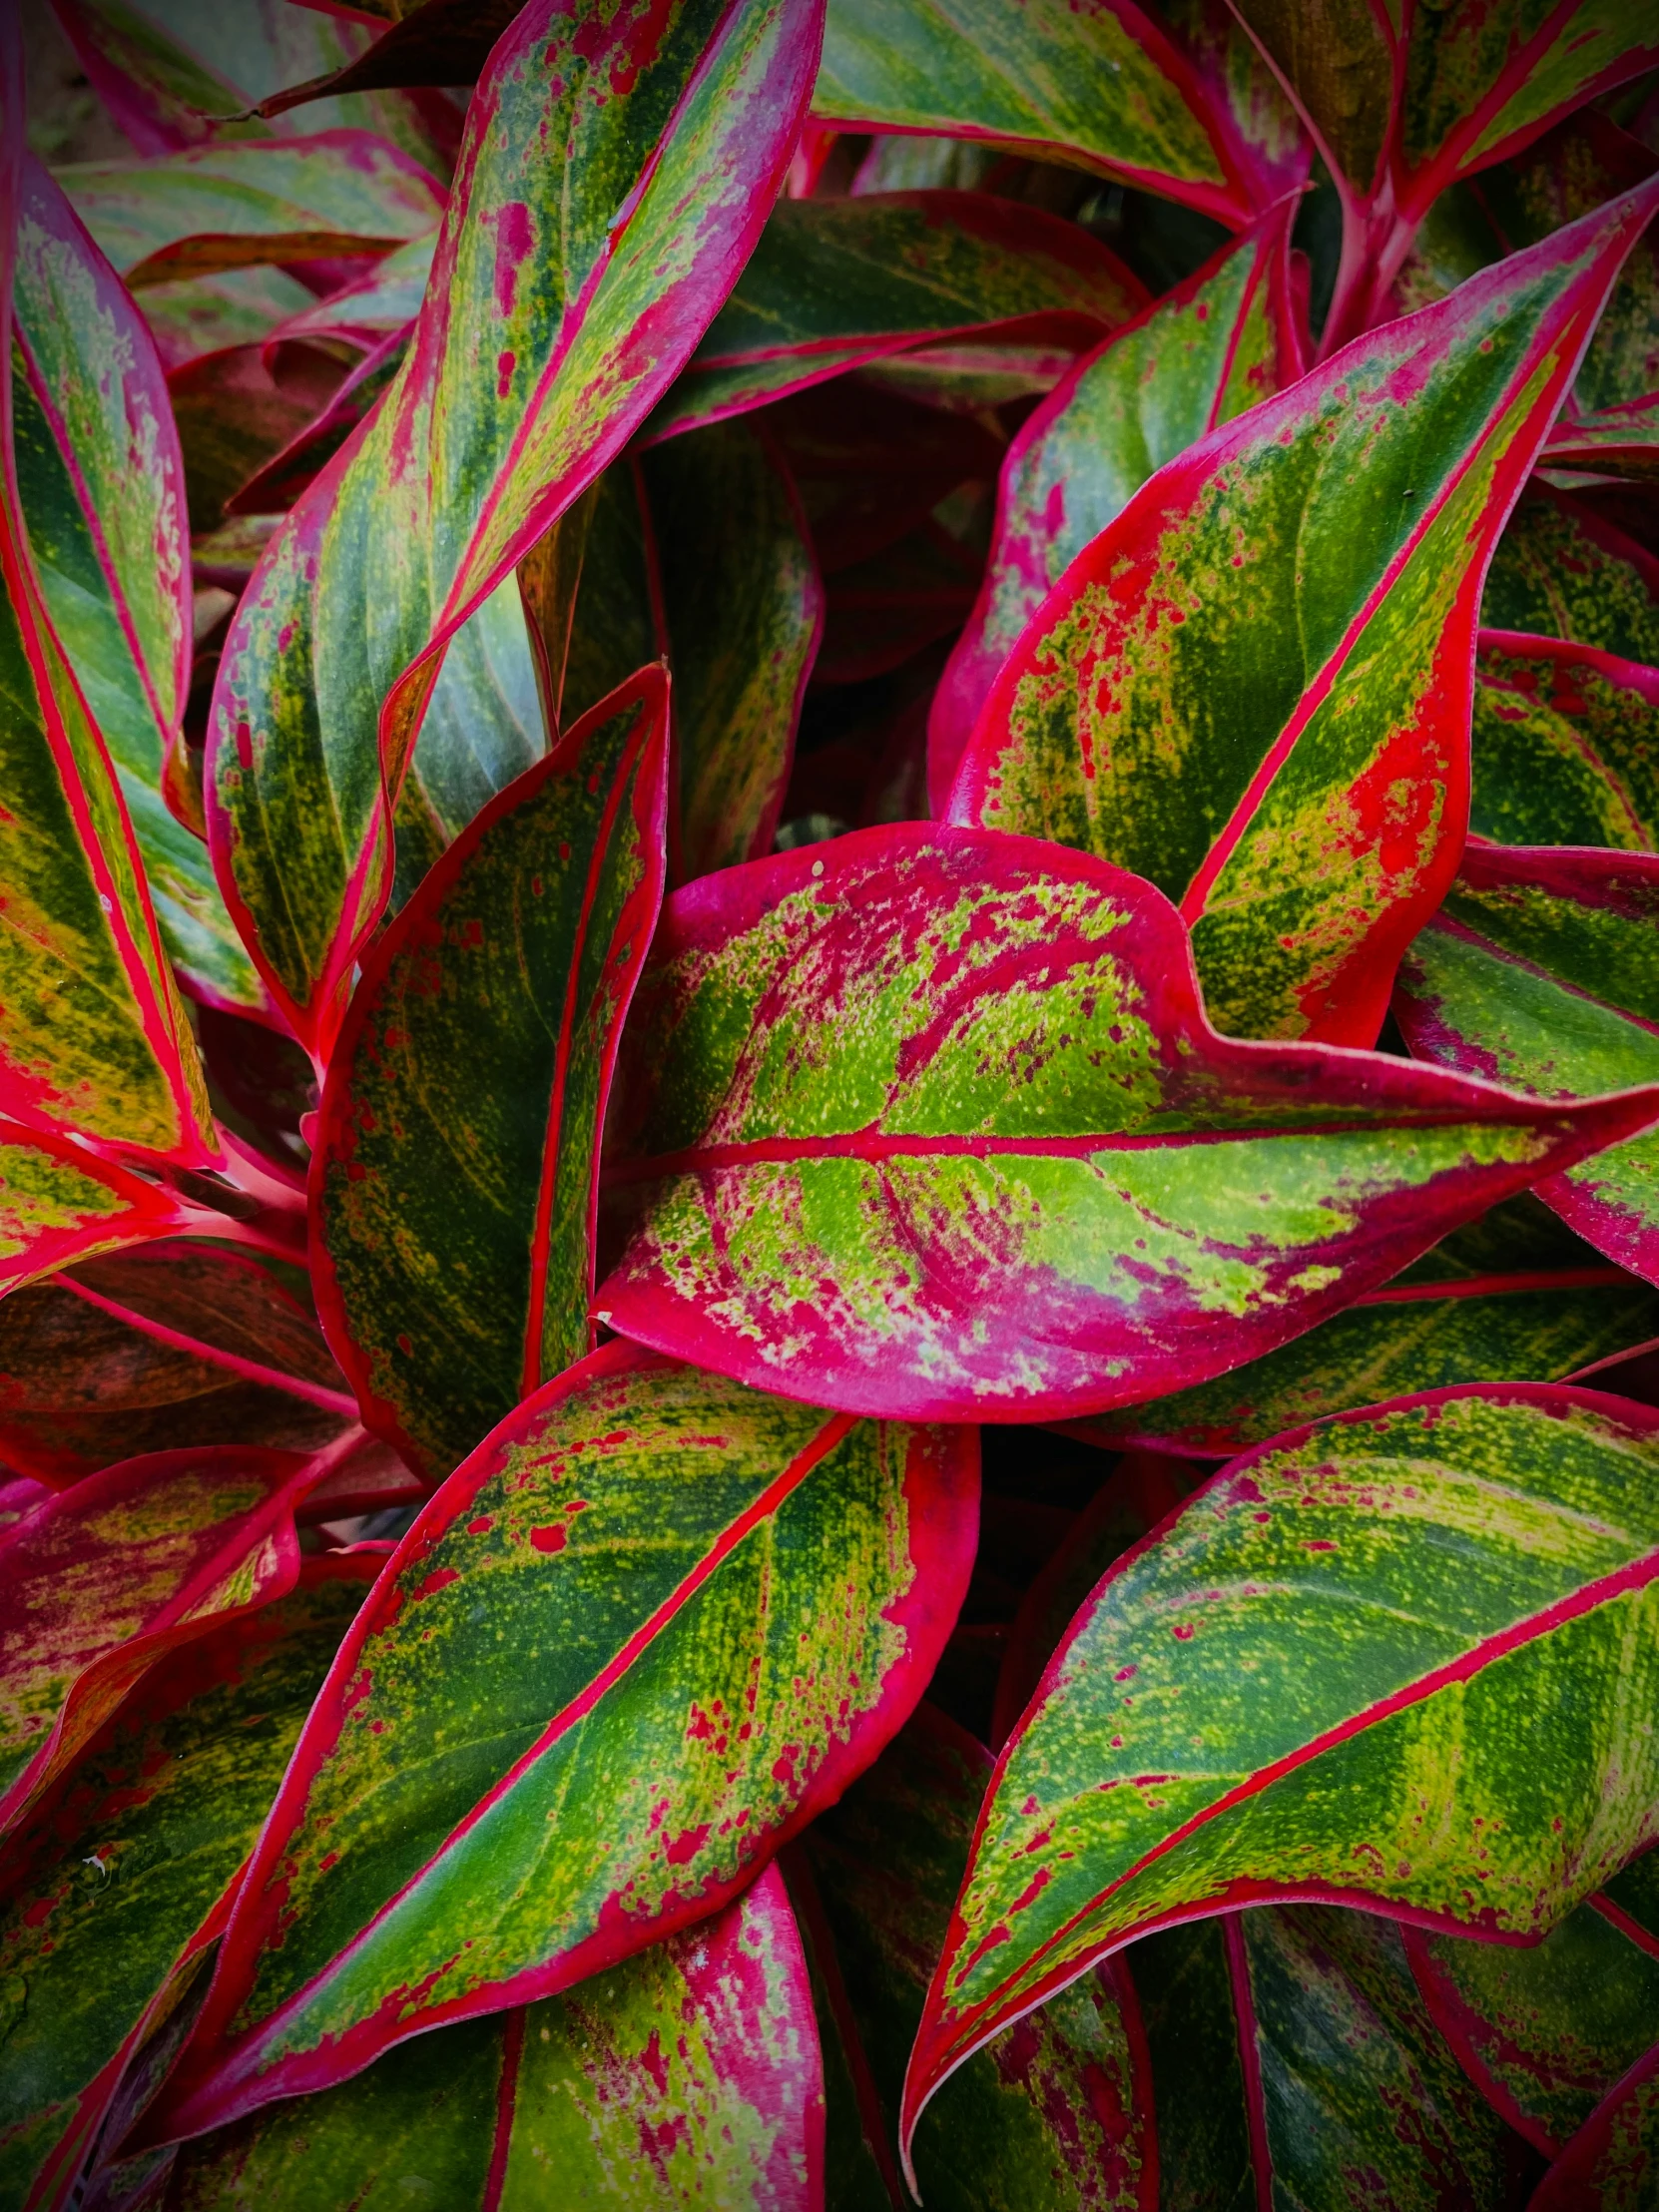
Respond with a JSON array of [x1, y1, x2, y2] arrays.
[[5, 0, 1659, 2205]]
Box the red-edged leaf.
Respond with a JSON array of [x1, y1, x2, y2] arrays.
[[946, 183, 1659, 1046], [1394, 844, 1659, 1285], [0, 1559, 375, 2212], [168, 340, 349, 533], [812, 0, 1307, 228], [224, 327, 408, 518], [816, 511, 984, 687], [901, 1383, 1659, 2169], [645, 191, 1148, 445], [0, 1122, 186, 1303], [790, 1703, 1157, 2209], [927, 196, 1303, 811], [1471, 631, 1659, 849], [311, 667, 670, 1477], [1482, 485, 1659, 667], [1528, 2040, 1659, 2209], [0, 1439, 333, 1839], [594, 823, 1659, 1423], [164, 1861, 823, 2210], [252, 0, 523, 116], [261, 229, 435, 351], [151, 1342, 975, 2137], [207, 0, 823, 1058]]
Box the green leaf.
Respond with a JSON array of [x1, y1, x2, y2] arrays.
[[1481, 487, 1659, 667], [1528, 2044, 1659, 2208], [1471, 633, 1659, 851], [902, 1385, 1659, 2156], [791, 1704, 1155, 2210], [207, 0, 823, 1056], [1395, 845, 1659, 1286], [155, 1344, 976, 2135], [946, 183, 1659, 1046], [166, 1864, 823, 2211], [0, 1562, 373, 2212], [313, 668, 670, 1477]]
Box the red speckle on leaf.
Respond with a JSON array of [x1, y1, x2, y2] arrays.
[[664, 1823, 710, 1867], [530, 1523, 566, 1553], [467, 1516, 493, 1535], [413, 1567, 458, 1600], [1172, 1623, 1195, 1640]]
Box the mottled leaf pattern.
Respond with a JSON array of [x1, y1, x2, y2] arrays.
[[1472, 632, 1659, 851], [0, 1124, 184, 1302], [1482, 488, 1659, 668]]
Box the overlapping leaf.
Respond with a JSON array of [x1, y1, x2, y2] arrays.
[[946, 183, 1659, 1046], [927, 198, 1302, 809], [0, 1123, 185, 1303], [207, 0, 823, 1055], [595, 825, 1659, 1424], [251, 0, 523, 121], [644, 191, 1148, 443], [312, 668, 670, 1477], [154, 1344, 977, 2134], [166, 1864, 822, 2210], [1529, 2042, 1659, 2208], [1482, 487, 1659, 668], [902, 1385, 1659, 2158], [1394, 844, 1659, 1285], [791, 1704, 1154, 2209], [1472, 632, 1659, 850]]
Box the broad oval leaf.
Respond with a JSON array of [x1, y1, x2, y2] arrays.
[[312, 667, 670, 1478], [791, 1702, 1155, 2209], [0, 1121, 184, 1302], [595, 824, 1659, 1424], [154, 1343, 976, 2135], [1471, 631, 1659, 851], [0, 1561, 374, 2212], [1481, 485, 1659, 668], [927, 197, 1303, 810], [57, 132, 445, 288], [645, 191, 1149, 443], [207, 0, 823, 1056], [166, 1863, 823, 2211], [0, 1440, 320, 1837], [946, 181, 1659, 1047], [902, 1384, 1659, 2158], [1394, 844, 1659, 1286]]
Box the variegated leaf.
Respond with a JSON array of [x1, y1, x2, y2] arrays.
[[1482, 486, 1659, 668], [1472, 632, 1659, 850], [0, 1122, 185, 1303]]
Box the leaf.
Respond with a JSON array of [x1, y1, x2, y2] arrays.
[[1130, 1907, 1519, 2212], [312, 668, 670, 1478], [0, 1439, 322, 1838], [10, 155, 269, 1023], [57, 133, 446, 289], [1528, 2041, 1659, 2209], [901, 1383, 1659, 2158], [253, 0, 524, 117], [594, 823, 1659, 1424], [0, 1561, 373, 2212], [945, 182, 1659, 1047], [263, 228, 435, 350], [1394, 844, 1659, 1286], [1405, 1885, 1659, 2155], [207, 0, 824, 1056], [926, 197, 1303, 811], [165, 1862, 822, 2210], [1481, 487, 1659, 668], [0, 1122, 184, 1303], [224, 326, 409, 518], [1064, 1194, 1659, 1459], [1471, 632, 1659, 851], [646, 191, 1148, 444], [152, 1342, 976, 2135], [791, 1703, 1156, 2209], [134, 266, 320, 377], [812, 0, 1291, 228], [517, 463, 662, 744]]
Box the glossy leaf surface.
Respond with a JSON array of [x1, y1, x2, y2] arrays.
[[596, 825, 1659, 1424], [1471, 632, 1659, 851], [646, 191, 1148, 443], [168, 1864, 823, 2210], [1394, 844, 1659, 1287], [157, 1344, 976, 2133], [207, 0, 822, 1054], [0, 1123, 183, 1302], [904, 1385, 1659, 2154], [312, 668, 669, 1477], [947, 183, 1659, 1046], [795, 1703, 1155, 2210], [57, 133, 445, 288], [0, 1564, 371, 2212], [927, 200, 1301, 810], [1481, 487, 1659, 668], [0, 1441, 317, 1837]]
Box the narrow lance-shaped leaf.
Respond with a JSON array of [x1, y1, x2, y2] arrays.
[[1471, 631, 1659, 851], [927, 197, 1303, 811], [264, 228, 436, 350], [595, 824, 1659, 1424], [812, 0, 1286, 228], [0, 31, 217, 1167], [1481, 486, 1659, 668], [0, 1120, 186, 1303], [947, 182, 1659, 1048], [792, 1703, 1156, 2210], [166, 1863, 824, 2211], [902, 1384, 1659, 2161], [250, 0, 525, 120], [645, 191, 1148, 445], [152, 1343, 976, 2137], [0, 1440, 324, 1839], [10, 155, 269, 1021], [0, 1561, 375, 2212], [207, 0, 823, 1058], [312, 667, 670, 1479]]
